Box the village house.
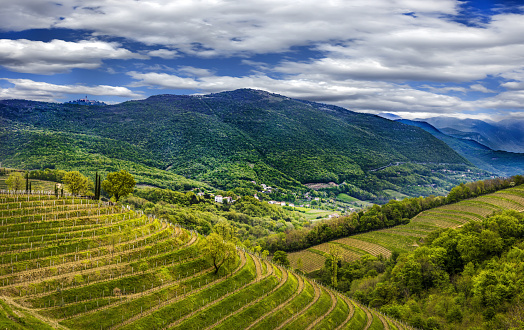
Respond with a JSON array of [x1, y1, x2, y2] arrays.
[[214, 195, 223, 203]]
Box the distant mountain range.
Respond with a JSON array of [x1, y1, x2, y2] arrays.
[[1, 89, 482, 199], [396, 119, 524, 177], [417, 116, 524, 153]]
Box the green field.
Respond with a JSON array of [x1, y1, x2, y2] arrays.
[[0, 190, 401, 329], [291, 185, 524, 272]]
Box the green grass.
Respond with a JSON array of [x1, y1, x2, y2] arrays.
[[369, 312, 385, 330], [172, 262, 273, 329], [382, 189, 409, 200], [293, 207, 336, 221], [285, 286, 333, 330], [313, 295, 349, 329], [337, 193, 359, 203], [345, 304, 367, 330], [213, 268, 293, 329], [251, 276, 314, 330]]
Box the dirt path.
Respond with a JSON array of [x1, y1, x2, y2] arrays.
[[163, 252, 261, 330], [376, 311, 390, 330], [274, 278, 321, 330], [306, 285, 337, 330], [206, 259, 284, 330], [1, 295, 70, 330], [357, 302, 373, 330], [244, 265, 302, 330], [112, 250, 247, 330], [334, 295, 355, 330]]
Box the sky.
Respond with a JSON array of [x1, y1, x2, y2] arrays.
[[1, 0, 524, 121]]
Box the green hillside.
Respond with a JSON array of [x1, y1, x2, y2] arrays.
[[0, 89, 480, 200], [0, 191, 406, 329], [290, 184, 524, 272]]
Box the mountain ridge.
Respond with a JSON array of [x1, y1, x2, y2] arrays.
[[0, 89, 478, 198]]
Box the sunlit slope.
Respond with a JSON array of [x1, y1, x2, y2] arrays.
[[0, 191, 408, 329], [1, 89, 471, 192], [290, 185, 524, 272]]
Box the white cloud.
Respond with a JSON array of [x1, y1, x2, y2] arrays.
[[470, 84, 496, 93], [0, 39, 145, 74], [178, 66, 214, 77], [147, 49, 178, 59], [2, 0, 524, 118], [476, 90, 524, 109], [0, 78, 141, 102], [127, 70, 472, 114]]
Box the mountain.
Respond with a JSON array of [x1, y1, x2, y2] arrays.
[[421, 116, 524, 153], [398, 119, 524, 176], [0, 89, 479, 198]]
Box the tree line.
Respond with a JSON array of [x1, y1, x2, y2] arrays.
[[4, 169, 136, 202], [261, 175, 524, 252]]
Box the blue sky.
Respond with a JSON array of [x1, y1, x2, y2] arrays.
[[1, 0, 524, 121]]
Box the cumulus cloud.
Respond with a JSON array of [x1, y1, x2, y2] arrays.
[[470, 84, 496, 93], [147, 49, 178, 59], [127, 71, 472, 114], [2, 0, 524, 119], [0, 39, 145, 74], [0, 78, 142, 102]]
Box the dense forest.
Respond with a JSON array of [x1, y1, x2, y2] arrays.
[[0, 89, 485, 202], [312, 209, 524, 329]]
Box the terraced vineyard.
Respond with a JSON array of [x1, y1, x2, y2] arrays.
[[291, 185, 524, 272], [0, 191, 408, 329]]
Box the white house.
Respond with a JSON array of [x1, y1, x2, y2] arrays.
[[215, 195, 223, 203]]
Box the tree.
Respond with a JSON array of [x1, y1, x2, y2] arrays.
[[102, 170, 136, 202], [63, 171, 92, 196], [94, 172, 101, 200], [273, 250, 290, 267], [213, 220, 239, 244], [6, 172, 24, 192], [200, 233, 237, 274], [297, 257, 303, 271], [329, 244, 342, 287]]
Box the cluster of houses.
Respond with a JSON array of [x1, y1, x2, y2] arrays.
[[214, 195, 234, 204]]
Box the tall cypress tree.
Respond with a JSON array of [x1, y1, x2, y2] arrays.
[[25, 172, 29, 192], [95, 172, 100, 200]]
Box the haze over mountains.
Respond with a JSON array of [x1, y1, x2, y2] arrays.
[[420, 117, 524, 154], [397, 119, 524, 177]]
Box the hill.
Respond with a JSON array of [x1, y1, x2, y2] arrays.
[[289, 183, 524, 272], [0, 89, 481, 200], [0, 190, 407, 329], [397, 119, 524, 177]]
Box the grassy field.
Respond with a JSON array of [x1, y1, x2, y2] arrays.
[[290, 185, 524, 273], [382, 190, 409, 200], [293, 207, 338, 221], [0, 190, 402, 329]]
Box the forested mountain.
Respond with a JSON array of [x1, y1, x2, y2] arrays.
[[1, 89, 478, 198], [397, 119, 524, 177]]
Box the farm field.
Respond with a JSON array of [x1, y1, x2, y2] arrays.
[[293, 207, 337, 221], [0, 190, 406, 329], [290, 185, 524, 272]]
